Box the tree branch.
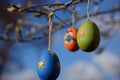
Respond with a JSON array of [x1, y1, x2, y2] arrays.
[[0, 7, 119, 42]]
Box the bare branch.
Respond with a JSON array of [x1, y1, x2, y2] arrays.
[[0, 7, 119, 42]]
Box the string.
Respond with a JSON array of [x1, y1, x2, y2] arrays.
[[72, 3, 75, 27], [48, 12, 53, 51], [87, 0, 90, 20]]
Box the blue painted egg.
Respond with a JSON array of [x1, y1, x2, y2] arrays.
[[37, 51, 60, 80]]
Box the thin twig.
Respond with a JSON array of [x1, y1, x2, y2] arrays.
[[53, 14, 69, 26]]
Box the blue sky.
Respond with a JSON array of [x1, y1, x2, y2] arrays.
[[1, 0, 120, 80]]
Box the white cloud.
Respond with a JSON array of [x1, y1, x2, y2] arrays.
[[1, 69, 40, 80], [65, 51, 120, 80], [65, 62, 104, 80], [94, 51, 120, 76]]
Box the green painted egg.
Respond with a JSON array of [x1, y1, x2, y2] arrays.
[[77, 20, 100, 52]]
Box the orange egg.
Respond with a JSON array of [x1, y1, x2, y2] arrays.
[[64, 27, 79, 51]]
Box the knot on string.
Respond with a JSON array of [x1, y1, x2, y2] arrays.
[[48, 11, 54, 18]]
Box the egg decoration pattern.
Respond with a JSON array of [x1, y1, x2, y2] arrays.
[[37, 51, 60, 80], [77, 20, 100, 52], [64, 27, 79, 51]]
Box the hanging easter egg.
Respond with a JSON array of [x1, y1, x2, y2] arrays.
[[77, 20, 100, 52], [37, 51, 60, 80], [64, 27, 79, 51]]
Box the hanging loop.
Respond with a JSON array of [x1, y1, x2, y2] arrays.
[[87, 0, 90, 20], [48, 11, 54, 51], [72, 3, 75, 27]]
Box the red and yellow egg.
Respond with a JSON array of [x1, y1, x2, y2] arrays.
[[64, 27, 79, 51]]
